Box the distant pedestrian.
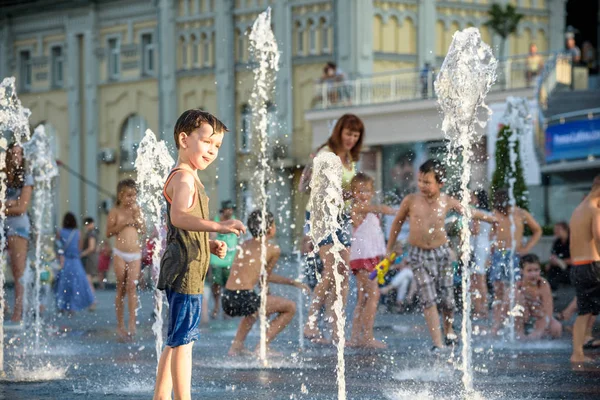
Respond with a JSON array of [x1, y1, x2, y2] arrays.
[[81, 216, 98, 311]]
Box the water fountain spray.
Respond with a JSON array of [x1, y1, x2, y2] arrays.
[[435, 28, 497, 394], [134, 129, 174, 365], [308, 151, 346, 400], [500, 97, 532, 341], [22, 125, 59, 351], [0, 77, 32, 374], [248, 7, 280, 365]]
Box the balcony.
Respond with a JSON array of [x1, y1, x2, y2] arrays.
[[311, 54, 548, 111]]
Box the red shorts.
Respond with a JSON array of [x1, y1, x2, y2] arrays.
[[350, 257, 380, 276]]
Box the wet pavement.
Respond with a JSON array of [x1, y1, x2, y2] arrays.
[[1, 265, 600, 399]]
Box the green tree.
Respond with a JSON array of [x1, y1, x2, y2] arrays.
[[484, 3, 524, 60], [491, 125, 529, 210]]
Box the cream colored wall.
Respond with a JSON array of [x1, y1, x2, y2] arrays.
[[373, 60, 416, 73], [19, 91, 69, 221], [373, 15, 417, 55]]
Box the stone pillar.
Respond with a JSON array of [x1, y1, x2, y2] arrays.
[[335, 0, 373, 78], [158, 0, 177, 142], [83, 6, 99, 220], [273, 1, 293, 146], [548, 0, 567, 53], [418, 0, 436, 67], [214, 0, 235, 205], [0, 18, 12, 80], [65, 27, 82, 218]]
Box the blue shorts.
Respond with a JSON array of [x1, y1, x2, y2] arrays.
[[305, 211, 351, 248], [5, 215, 31, 240], [165, 288, 202, 348], [489, 250, 520, 283]]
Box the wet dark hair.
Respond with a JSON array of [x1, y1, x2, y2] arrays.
[[5, 143, 26, 189], [84, 216, 95, 225], [116, 179, 137, 206], [554, 221, 569, 234], [473, 189, 490, 212], [493, 188, 509, 214], [419, 159, 445, 184], [520, 253, 540, 269], [247, 209, 274, 238], [326, 114, 364, 162], [173, 109, 229, 150], [63, 212, 77, 229]]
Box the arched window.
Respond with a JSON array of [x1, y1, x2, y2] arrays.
[[201, 33, 210, 66], [320, 18, 330, 54], [240, 104, 252, 152], [295, 21, 304, 56], [191, 34, 199, 67], [120, 114, 148, 171], [308, 19, 316, 55]]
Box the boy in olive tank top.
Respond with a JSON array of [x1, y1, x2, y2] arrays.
[[154, 110, 246, 400]]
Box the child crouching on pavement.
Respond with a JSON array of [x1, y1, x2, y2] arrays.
[[223, 210, 310, 356], [513, 254, 562, 340]]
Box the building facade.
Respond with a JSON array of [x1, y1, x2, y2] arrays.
[[0, 0, 566, 251]]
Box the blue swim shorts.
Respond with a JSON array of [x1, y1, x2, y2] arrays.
[[165, 288, 202, 347], [305, 211, 351, 248], [489, 250, 521, 283]]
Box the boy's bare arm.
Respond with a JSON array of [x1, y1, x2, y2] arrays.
[[268, 273, 310, 291], [592, 207, 600, 255], [386, 195, 411, 254], [521, 209, 542, 253], [169, 172, 245, 235], [363, 204, 397, 216]]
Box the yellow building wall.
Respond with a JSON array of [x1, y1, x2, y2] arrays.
[[397, 17, 416, 54], [373, 15, 383, 52], [373, 60, 416, 73]]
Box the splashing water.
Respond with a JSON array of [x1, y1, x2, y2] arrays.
[[308, 152, 347, 400], [435, 27, 497, 394], [0, 77, 32, 372], [22, 125, 59, 351], [295, 250, 305, 351], [134, 129, 174, 365], [248, 7, 280, 365], [500, 97, 532, 341]]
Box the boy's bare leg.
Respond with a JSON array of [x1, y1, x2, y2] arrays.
[[441, 309, 455, 338], [229, 315, 257, 356], [572, 314, 594, 363], [348, 271, 366, 346], [423, 305, 444, 348], [491, 281, 506, 334], [264, 295, 297, 351], [361, 274, 385, 348], [211, 282, 221, 319], [126, 260, 141, 337], [154, 346, 173, 400], [471, 273, 488, 319], [304, 244, 335, 339], [113, 255, 127, 339], [585, 313, 595, 342], [171, 342, 194, 400]]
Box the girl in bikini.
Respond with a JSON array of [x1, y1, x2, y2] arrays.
[[106, 179, 145, 341]]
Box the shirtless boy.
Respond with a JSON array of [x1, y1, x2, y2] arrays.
[[106, 179, 146, 340], [223, 210, 310, 356], [568, 175, 600, 364], [386, 159, 496, 351], [514, 254, 562, 340], [490, 189, 542, 335]]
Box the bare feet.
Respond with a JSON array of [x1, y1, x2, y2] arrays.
[[570, 353, 594, 364], [228, 346, 253, 356], [304, 326, 323, 341], [117, 326, 128, 342], [345, 339, 361, 348], [362, 338, 387, 349]]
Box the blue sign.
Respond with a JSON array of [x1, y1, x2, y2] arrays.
[[545, 117, 600, 163]]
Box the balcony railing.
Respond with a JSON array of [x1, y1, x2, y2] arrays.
[[311, 54, 549, 110]]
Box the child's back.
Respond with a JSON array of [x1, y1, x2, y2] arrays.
[[226, 239, 279, 291]]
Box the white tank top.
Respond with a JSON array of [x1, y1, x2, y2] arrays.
[[350, 213, 387, 261]]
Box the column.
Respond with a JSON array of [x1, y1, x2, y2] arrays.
[[335, 0, 373, 78], [84, 6, 99, 220], [273, 1, 293, 146], [548, 0, 567, 53], [65, 29, 82, 218], [0, 18, 11, 80], [418, 0, 436, 67], [158, 0, 177, 142], [214, 0, 235, 204]]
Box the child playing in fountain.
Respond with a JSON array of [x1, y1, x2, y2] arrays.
[[386, 159, 497, 351], [568, 175, 600, 364], [348, 172, 396, 348], [490, 189, 542, 336], [153, 109, 246, 400], [223, 209, 310, 356], [106, 179, 146, 341], [513, 254, 562, 340]]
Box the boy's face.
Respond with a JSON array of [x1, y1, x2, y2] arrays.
[[119, 188, 137, 207], [222, 207, 234, 220], [522, 262, 541, 282], [352, 181, 373, 203], [267, 221, 277, 238], [417, 171, 441, 197], [180, 123, 224, 170]]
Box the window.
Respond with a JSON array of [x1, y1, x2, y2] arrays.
[[309, 21, 316, 55], [50, 46, 64, 88], [108, 38, 120, 79], [120, 114, 148, 170], [19, 50, 32, 90], [191, 35, 199, 66], [202, 36, 210, 66], [237, 31, 245, 62], [240, 105, 252, 152], [322, 25, 330, 53], [297, 27, 304, 55], [180, 37, 188, 69], [141, 33, 155, 75]]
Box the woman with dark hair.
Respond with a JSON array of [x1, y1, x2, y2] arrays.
[[546, 221, 571, 291], [469, 189, 492, 320], [55, 212, 95, 314], [2, 143, 33, 326], [301, 113, 364, 343]]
